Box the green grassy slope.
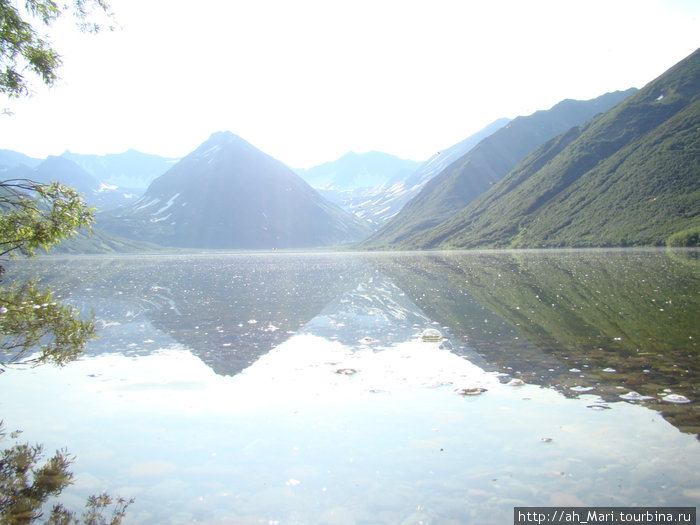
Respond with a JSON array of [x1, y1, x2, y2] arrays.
[[417, 47, 700, 249], [47, 226, 169, 254], [359, 90, 635, 249]]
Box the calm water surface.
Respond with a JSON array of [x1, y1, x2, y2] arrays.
[[1, 249, 698, 524]]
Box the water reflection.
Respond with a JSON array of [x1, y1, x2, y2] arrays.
[[6, 253, 366, 375], [1, 250, 699, 523], [369, 249, 699, 436], [5, 249, 699, 437]]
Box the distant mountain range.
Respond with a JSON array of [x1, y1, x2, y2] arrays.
[[61, 150, 179, 190], [0, 155, 140, 211], [0, 148, 177, 211], [98, 132, 372, 249], [4, 47, 698, 251], [294, 151, 421, 191], [359, 89, 637, 248], [299, 119, 511, 227], [0, 150, 43, 169], [380, 47, 700, 249]]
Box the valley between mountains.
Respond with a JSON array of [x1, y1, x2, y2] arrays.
[[2, 47, 698, 251]]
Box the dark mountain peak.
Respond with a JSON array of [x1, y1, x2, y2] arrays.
[[33, 155, 103, 196], [185, 131, 265, 166], [38, 155, 91, 176], [103, 132, 372, 249], [201, 130, 251, 149]]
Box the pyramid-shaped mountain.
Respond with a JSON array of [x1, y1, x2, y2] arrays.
[[100, 132, 372, 249], [360, 89, 636, 249], [410, 47, 700, 249]]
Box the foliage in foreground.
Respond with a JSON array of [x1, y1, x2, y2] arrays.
[[0, 180, 94, 267], [0, 280, 95, 371], [0, 179, 96, 370], [0, 0, 113, 98], [0, 178, 130, 521], [0, 423, 133, 524]]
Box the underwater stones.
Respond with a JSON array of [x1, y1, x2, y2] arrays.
[[586, 404, 612, 410], [662, 394, 691, 404], [619, 391, 654, 401], [455, 387, 487, 396], [335, 368, 358, 376], [420, 328, 443, 342], [570, 386, 596, 392]]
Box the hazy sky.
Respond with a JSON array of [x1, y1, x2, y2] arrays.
[[2, 0, 699, 168]]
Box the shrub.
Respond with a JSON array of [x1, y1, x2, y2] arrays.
[[667, 226, 700, 247]]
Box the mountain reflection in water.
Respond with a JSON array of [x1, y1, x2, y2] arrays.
[[1, 249, 698, 523], [369, 249, 699, 436]]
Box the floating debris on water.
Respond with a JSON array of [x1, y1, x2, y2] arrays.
[[455, 387, 487, 396], [619, 391, 654, 401], [587, 404, 612, 410], [285, 478, 300, 487], [335, 368, 358, 376], [359, 336, 375, 344], [540, 437, 553, 443], [507, 378, 525, 386], [421, 328, 443, 342], [662, 394, 691, 404]]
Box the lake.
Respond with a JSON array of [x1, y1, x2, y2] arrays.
[[1, 249, 698, 524]]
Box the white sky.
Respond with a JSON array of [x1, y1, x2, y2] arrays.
[[2, 0, 699, 168]]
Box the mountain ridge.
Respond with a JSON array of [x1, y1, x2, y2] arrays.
[[99, 131, 372, 249], [359, 89, 637, 249], [408, 47, 700, 249], [295, 150, 421, 191]]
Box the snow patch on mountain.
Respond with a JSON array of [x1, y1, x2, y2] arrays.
[[135, 197, 161, 210], [152, 193, 180, 216]]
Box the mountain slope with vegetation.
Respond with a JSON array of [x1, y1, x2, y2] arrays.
[[415, 47, 700, 249], [359, 90, 636, 249], [300, 119, 510, 229]]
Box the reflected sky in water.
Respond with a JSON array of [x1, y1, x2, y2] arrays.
[[1, 250, 698, 524]]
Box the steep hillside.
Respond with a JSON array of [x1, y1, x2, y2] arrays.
[[343, 118, 511, 227], [418, 47, 700, 249], [296, 119, 510, 228], [100, 131, 372, 249], [360, 90, 636, 248]]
